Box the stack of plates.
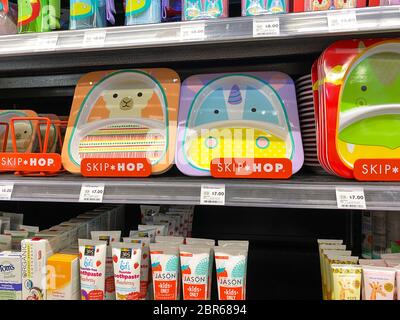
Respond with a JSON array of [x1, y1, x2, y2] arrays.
[[295, 74, 321, 170], [310, 39, 400, 179]]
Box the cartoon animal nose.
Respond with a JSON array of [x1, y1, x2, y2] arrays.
[[120, 97, 133, 110], [16, 133, 21, 139]]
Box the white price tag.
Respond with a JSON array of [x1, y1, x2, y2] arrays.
[[253, 18, 280, 37], [200, 184, 225, 206], [336, 187, 366, 209], [35, 35, 58, 51], [83, 30, 106, 47], [180, 24, 206, 41], [79, 183, 105, 203], [0, 183, 14, 200], [327, 11, 357, 31]]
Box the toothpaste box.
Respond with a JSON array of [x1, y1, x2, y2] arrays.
[[100, 207, 116, 230], [4, 230, 29, 251], [59, 246, 79, 255], [49, 225, 78, 246], [82, 212, 106, 230], [0, 251, 22, 300], [116, 205, 125, 230], [16, 225, 40, 237], [47, 253, 80, 300], [21, 239, 53, 300], [76, 215, 100, 233], [0, 235, 12, 252], [35, 231, 68, 252], [66, 219, 90, 239]]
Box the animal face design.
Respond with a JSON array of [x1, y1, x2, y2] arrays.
[[369, 281, 386, 300], [6, 122, 33, 152], [337, 47, 400, 167], [311, 0, 331, 10], [338, 279, 355, 300], [102, 87, 153, 118]]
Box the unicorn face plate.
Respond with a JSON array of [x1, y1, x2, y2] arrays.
[[337, 42, 400, 169], [176, 72, 303, 176], [62, 69, 180, 174]]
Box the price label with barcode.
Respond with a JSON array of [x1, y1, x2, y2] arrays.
[[35, 35, 58, 51], [327, 11, 357, 31], [336, 187, 366, 209], [0, 183, 14, 200], [83, 30, 106, 47], [253, 18, 280, 37], [79, 183, 105, 203], [180, 24, 206, 41], [200, 184, 225, 206]]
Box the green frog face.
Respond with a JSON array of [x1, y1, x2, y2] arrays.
[[338, 47, 400, 150]]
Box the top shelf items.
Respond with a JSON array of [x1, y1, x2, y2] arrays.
[[1, 6, 400, 56]]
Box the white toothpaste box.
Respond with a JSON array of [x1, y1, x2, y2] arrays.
[[97, 208, 114, 230], [35, 231, 67, 252], [87, 210, 107, 230], [0, 251, 22, 300], [66, 219, 89, 239], [49, 225, 78, 246], [21, 239, 53, 300], [75, 215, 99, 233], [59, 246, 79, 255], [82, 212, 105, 230], [47, 253, 80, 300]]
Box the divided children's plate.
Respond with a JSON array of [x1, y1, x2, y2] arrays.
[[310, 38, 400, 179], [62, 69, 180, 175], [0, 109, 38, 153], [176, 71, 304, 176]]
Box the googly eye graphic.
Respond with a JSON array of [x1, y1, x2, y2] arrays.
[[256, 136, 270, 149], [205, 136, 218, 149]]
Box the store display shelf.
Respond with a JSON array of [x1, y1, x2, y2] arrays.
[[1, 173, 400, 210], [0, 6, 400, 58]]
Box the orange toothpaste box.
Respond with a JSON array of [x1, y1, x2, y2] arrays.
[[47, 253, 80, 300]]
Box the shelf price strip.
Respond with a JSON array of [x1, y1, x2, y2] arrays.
[[35, 34, 59, 51], [253, 18, 280, 37], [335, 187, 366, 210], [180, 23, 206, 42], [327, 11, 357, 31], [200, 184, 226, 206], [79, 183, 105, 203], [83, 30, 106, 47], [0, 183, 14, 200]]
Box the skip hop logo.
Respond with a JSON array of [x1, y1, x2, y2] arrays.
[[0, 153, 61, 172], [354, 159, 400, 181], [211, 158, 292, 179], [81, 158, 151, 177]]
